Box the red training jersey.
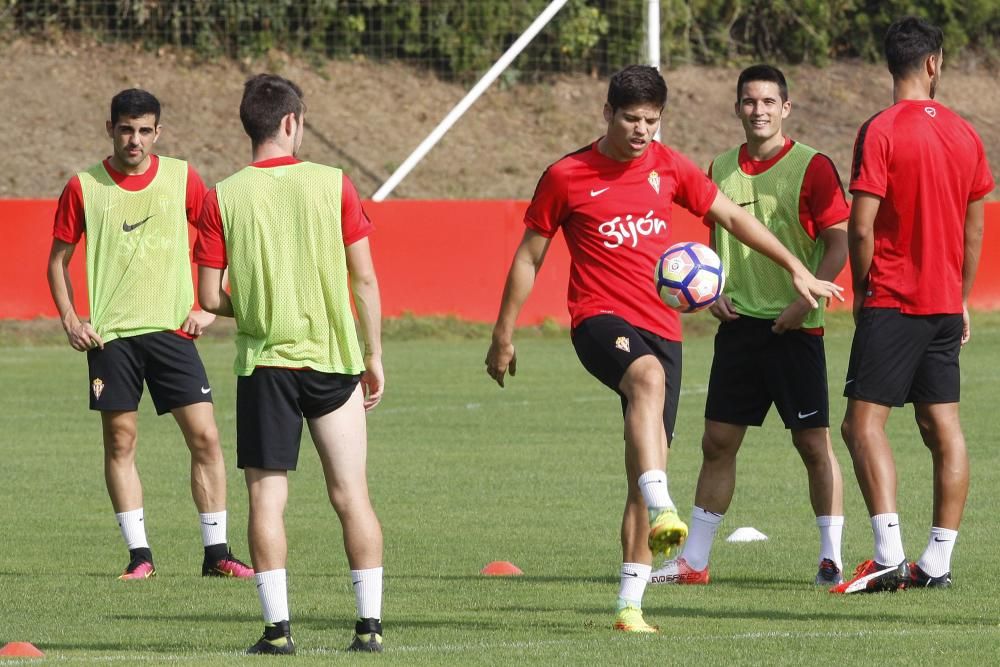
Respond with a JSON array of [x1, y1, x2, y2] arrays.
[[707, 138, 850, 239], [52, 154, 208, 244], [193, 156, 374, 269], [850, 99, 994, 314], [526, 140, 718, 341]]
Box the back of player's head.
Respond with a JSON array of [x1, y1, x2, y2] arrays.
[[736, 64, 788, 102], [239, 74, 305, 145], [110, 89, 161, 125], [607, 65, 668, 112], [885, 16, 944, 78]]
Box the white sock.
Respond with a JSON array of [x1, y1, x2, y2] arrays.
[[616, 562, 652, 610], [199, 511, 228, 548], [816, 515, 844, 569], [872, 513, 905, 566], [351, 567, 383, 620], [116, 508, 149, 550], [255, 569, 290, 624], [681, 506, 723, 571], [916, 527, 958, 577], [638, 470, 674, 519]]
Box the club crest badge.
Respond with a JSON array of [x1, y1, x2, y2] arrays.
[[648, 170, 660, 194], [615, 336, 630, 353], [92, 377, 105, 400]]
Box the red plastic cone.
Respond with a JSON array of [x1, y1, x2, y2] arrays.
[[0, 642, 45, 658], [480, 560, 524, 576]]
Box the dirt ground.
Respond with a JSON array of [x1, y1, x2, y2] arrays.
[[1, 36, 997, 200]]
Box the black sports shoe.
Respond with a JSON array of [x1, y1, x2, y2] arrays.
[[247, 620, 295, 655], [347, 618, 383, 653], [202, 550, 254, 578], [118, 548, 156, 581], [908, 562, 952, 588], [815, 558, 843, 585]]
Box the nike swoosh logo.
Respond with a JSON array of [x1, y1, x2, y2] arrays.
[[352, 580, 363, 587], [845, 379, 855, 385], [623, 571, 639, 578], [934, 537, 952, 542], [201, 386, 212, 394], [122, 215, 154, 232], [736, 199, 759, 208], [590, 187, 610, 197], [201, 521, 219, 526], [798, 410, 819, 419], [887, 522, 899, 528]]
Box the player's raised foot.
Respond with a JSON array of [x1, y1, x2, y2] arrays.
[[347, 618, 383, 652], [829, 559, 908, 594], [613, 604, 659, 633], [648, 508, 688, 558], [247, 620, 295, 655], [648, 557, 709, 585], [815, 558, 843, 585], [118, 548, 156, 581], [908, 562, 951, 589], [202, 550, 254, 578]]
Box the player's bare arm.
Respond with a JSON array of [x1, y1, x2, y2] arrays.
[[773, 220, 848, 333], [847, 193, 881, 322], [960, 197, 986, 345], [197, 265, 235, 318], [486, 229, 551, 388], [707, 191, 844, 308], [46, 238, 104, 351], [347, 237, 384, 411]]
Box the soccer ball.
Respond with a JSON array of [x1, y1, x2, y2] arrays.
[[654, 242, 725, 313]]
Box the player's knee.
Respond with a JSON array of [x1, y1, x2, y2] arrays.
[[620, 357, 665, 400], [186, 424, 221, 458]]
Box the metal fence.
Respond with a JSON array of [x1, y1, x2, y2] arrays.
[[2, 1, 660, 79]]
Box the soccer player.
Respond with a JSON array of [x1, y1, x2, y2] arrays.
[[46, 89, 253, 582], [650, 64, 849, 588], [196, 74, 385, 654], [484, 65, 843, 632], [831, 17, 994, 594]]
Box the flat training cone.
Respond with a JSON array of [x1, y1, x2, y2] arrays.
[[481, 561, 524, 576], [0, 642, 45, 658]]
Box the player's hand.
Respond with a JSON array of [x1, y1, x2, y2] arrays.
[[708, 294, 739, 322], [961, 304, 971, 346], [485, 338, 516, 388], [772, 298, 811, 334], [66, 319, 104, 352], [360, 354, 384, 411], [792, 271, 844, 309], [181, 310, 217, 337]]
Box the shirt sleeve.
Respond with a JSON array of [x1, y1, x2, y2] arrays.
[[342, 175, 374, 247], [800, 154, 850, 239], [523, 165, 569, 238], [186, 165, 209, 227], [52, 176, 85, 244], [192, 188, 227, 269], [849, 120, 889, 198], [672, 150, 718, 217], [970, 138, 995, 201]]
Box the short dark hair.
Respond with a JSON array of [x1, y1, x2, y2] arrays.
[[110, 89, 161, 125], [239, 74, 305, 145], [736, 64, 788, 102], [607, 65, 667, 112], [885, 16, 944, 78]]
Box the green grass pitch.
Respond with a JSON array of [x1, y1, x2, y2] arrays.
[[1, 312, 999, 664]]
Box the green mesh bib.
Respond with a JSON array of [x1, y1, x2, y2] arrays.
[[711, 142, 827, 327], [79, 156, 193, 342], [216, 162, 364, 376]]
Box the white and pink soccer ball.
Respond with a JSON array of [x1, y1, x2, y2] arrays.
[[654, 241, 725, 313]]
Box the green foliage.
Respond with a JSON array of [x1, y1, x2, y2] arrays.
[[5, 0, 1000, 74]]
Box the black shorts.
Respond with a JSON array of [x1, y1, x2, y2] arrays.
[[705, 316, 829, 429], [236, 367, 361, 471], [87, 331, 212, 415], [844, 307, 962, 407], [570, 315, 682, 443]]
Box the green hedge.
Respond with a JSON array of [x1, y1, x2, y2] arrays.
[[4, 0, 999, 75]]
